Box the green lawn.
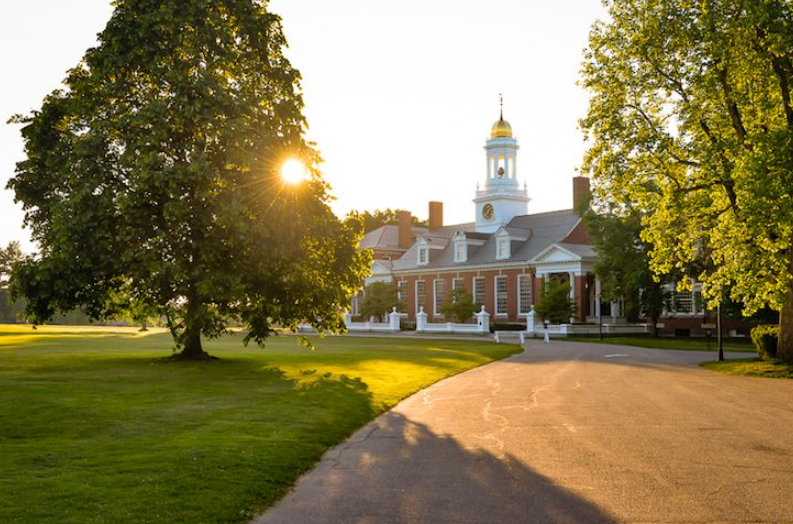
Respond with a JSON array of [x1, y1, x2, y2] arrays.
[[700, 358, 793, 379], [566, 335, 755, 353], [0, 326, 521, 524]]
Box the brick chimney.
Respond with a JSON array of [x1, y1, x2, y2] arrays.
[[428, 201, 443, 230], [397, 210, 412, 249], [573, 176, 591, 212]]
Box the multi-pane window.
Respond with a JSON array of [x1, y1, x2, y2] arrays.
[[433, 279, 446, 316], [415, 280, 426, 313], [518, 275, 532, 314], [495, 276, 508, 316], [452, 278, 464, 291], [454, 242, 466, 262], [418, 247, 428, 265], [397, 281, 407, 304], [496, 238, 510, 260], [473, 277, 485, 307], [675, 289, 694, 314]]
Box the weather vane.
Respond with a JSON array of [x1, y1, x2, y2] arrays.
[[499, 93, 503, 119]]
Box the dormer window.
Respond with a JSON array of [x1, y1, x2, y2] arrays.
[[454, 242, 466, 262], [418, 246, 428, 265], [496, 238, 510, 260]]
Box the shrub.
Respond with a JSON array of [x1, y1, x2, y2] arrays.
[[439, 288, 478, 323], [534, 279, 576, 324], [751, 325, 779, 360]]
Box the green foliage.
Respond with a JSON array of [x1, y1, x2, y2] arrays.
[[583, 207, 669, 333], [7, 0, 370, 357], [751, 325, 780, 360], [701, 358, 793, 379], [359, 281, 401, 321], [580, 0, 793, 360], [534, 279, 575, 324], [439, 287, 478, 323], [0, 325, 521, 524], [0, 241, 23, 290], [358, 208, 428, 233]]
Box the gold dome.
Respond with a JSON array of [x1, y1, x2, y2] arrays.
[[491, 118, 513, 138]]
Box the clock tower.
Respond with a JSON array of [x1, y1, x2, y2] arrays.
[[473, 100, 530, 233]]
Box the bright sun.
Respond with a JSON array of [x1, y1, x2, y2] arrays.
[[281, 159, 308, 184]]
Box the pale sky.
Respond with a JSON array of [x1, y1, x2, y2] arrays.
[[0, 0, 607, 252]]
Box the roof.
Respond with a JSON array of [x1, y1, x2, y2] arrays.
[[391, 209, 588, 271], [359, 225, 429, 252]]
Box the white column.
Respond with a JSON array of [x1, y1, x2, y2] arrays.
[[526, 306, 537, 334], [568, 271, 576, 324], [416, 306, 428, 332], [475, 305, 490, 334], [594, 277, 602, 317], [388, 307, 401, 332], [611, 300, 620, 324]]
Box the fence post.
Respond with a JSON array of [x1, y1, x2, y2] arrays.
[[475, 305, 490, 334], [526, 306, 537, 335], [389, 307, 401, 332], [416, 306, 428, 333]]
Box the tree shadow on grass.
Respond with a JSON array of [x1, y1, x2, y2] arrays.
[[256, 412, 617, 524], [0, 360, 380, 524]]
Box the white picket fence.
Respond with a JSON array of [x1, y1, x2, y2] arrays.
[[344, 307, 405, 333], [415, 306, 491, 335]]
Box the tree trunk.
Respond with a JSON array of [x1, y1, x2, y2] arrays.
[[178, 297, 212, 360], [180, 326, 209, 360], [779, 249, 793, 363]]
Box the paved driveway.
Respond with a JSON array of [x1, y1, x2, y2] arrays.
[[254, 340, 793, 524]]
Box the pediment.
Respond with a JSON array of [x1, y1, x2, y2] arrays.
[[530, 243, 582, 264]]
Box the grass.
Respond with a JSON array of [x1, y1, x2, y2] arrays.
[[566, 335, 755, 353], [700, 357, 793, 379], [0, 325, 521, 524]]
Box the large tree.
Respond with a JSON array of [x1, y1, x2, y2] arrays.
[[581, 0, 793, 361], [8, 0, 369, 358]]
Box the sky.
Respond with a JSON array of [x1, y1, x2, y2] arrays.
[[0, 0, 608, 252]]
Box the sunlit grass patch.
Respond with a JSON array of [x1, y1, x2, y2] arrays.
[[0, 326, 520, 524], [700, 358, 793, 379]]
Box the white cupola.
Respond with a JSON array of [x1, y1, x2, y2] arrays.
[[473, 96, 530, 233]]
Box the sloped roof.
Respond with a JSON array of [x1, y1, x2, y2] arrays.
[[392, 209, 587, 271], [359, 225, 429, 252]]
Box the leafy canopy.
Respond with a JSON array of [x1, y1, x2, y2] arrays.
[[580, 0, 793, 358], [7, 0, 370, 356]]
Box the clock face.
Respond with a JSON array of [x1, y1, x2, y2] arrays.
[[482, 204, 494, 220]]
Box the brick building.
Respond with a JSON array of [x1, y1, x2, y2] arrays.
[[354, 111, 620, 325], [354, 110, 747, 335]]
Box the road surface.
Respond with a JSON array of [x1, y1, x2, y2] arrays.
[[254, 340, 793, 524]]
